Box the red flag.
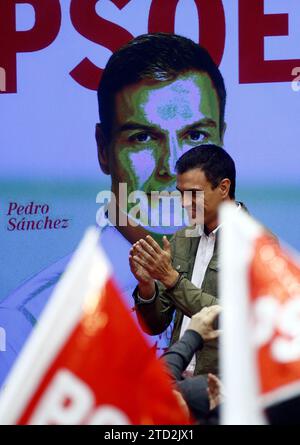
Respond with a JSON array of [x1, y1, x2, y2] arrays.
[[0, 228, 189, 425], [220, 204, 300, 424], [250, 235, 300, 405]]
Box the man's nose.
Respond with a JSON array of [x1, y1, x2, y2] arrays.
[[156, 138, 181, 184], [181, 192, 192, 209]]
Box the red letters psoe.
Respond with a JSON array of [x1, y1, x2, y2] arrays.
[[2, 0, 298, 94]]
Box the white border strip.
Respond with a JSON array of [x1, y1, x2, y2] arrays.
[[0, 227, 111, 424]]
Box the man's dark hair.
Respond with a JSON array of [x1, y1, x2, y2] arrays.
[[175, 144, 236, 199], [98, 33, 226, 139]]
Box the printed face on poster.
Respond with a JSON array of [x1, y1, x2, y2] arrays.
[[0, 0, 300, 299]]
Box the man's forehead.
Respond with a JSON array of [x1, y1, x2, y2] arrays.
[[177, 168, 208, 188], [113, 71, 220, 130]]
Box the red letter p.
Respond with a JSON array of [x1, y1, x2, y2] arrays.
[[0, 0, 61, 93]]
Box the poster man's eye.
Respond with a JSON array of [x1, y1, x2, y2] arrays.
[[133, 132, 152, 142], [187, 130, 207, 142]]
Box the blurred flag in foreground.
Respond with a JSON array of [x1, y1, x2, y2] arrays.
[[220, 203, 300, 425], [0, 228, 189, 425]]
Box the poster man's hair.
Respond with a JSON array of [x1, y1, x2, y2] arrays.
[[98, 33, 226, 139]]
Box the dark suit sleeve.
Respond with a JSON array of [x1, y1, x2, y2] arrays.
[[162, 330, 211, 422], [162, 330, 203, 381]]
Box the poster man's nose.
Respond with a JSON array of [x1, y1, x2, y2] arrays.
[[159, 138, 181, 179]]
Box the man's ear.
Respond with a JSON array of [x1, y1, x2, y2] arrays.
[[219, 178, 231, 199], [96, 123, 110, 175]]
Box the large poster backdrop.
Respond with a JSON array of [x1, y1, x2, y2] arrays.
[[0, 2, 299, 308]]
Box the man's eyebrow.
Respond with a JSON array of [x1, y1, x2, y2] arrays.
[[181, 119, 217, 132], [118, 118, 217, 134], [176, 186, 203, 192], [117, 122, 157, 133]]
